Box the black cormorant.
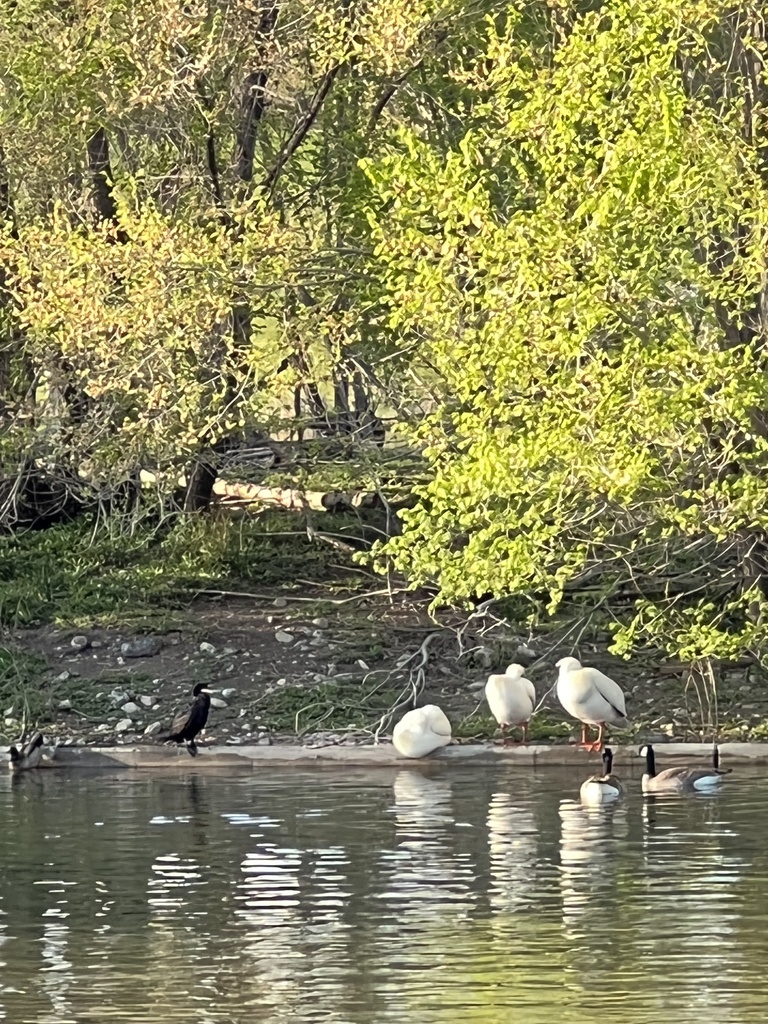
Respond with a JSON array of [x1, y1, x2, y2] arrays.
[[160, 683, 212, 757]]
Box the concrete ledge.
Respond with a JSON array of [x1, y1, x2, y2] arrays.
[[3, 741, 765, 771]]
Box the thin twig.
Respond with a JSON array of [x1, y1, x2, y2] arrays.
[[195, 587, 406, 604]]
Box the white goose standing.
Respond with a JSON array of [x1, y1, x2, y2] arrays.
[[556, 656, 627, 752], [484, 663, 536, 744]]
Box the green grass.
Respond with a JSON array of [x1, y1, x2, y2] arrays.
[[0, 646, 55, 737], [0, 510, 368, 628], [253, 678, 402, 734], [453, 709, 575, 741]]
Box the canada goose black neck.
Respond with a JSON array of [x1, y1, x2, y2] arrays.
[[713, 744, 720, 770], [602, 747, 613, 776], [643, 744, 657, 778], [192, 683, 207, 697]]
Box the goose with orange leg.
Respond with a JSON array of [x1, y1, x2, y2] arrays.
[[555, 656, 628, 753]]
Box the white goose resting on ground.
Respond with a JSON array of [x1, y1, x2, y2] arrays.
[[579, 747, 624, 805], [485, 663, 536, 744], [556, 656, 627, 752], [640, 743, 731, 794], [392, 705, 452, 759]]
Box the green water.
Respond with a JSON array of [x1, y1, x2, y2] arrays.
[[0, 764, 764, 1022]]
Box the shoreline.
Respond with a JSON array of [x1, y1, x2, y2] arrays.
[[6, 740, 766, 771]]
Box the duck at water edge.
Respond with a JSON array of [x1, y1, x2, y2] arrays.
[[392, 705, 452, 759], [640, 743, 731, 795], [484, 664, 536, 745], [8, 732, 45, 773], [579, 747, 624, 805], [555, 657, 628, 752], [159, 683, 213, 757]]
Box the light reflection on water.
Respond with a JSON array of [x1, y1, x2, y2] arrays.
[[0, 764, 766, 1022]]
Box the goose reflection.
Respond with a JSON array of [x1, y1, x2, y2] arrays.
[[487, 791, 538, 914], [633, 792, 754, 1015], [38, 917, 75, 1024], [234, 843, 305, 1009], [558, 799, 627, 936], [379, 771, 475, 921]]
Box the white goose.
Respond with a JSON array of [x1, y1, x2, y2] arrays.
[[392, 705, 452, 759], [556, 656, 627, 752], [485, 663, 536, 744]]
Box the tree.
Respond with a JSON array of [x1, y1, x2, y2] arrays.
[[0, 0, 471, 520], [363, 0, 768, 661]]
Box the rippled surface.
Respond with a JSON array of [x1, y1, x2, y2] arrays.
[[0, 763, 767, 1022]]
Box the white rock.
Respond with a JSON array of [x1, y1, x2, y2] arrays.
[[144, 721, 163, 735], [58, 699, 72, 710], [275, 631, 294, 644], [272, 597, 288, 608], [115, 718, 133, 733], [311, 617, 330, 629], [210, 697, 228, 709], [55, 671, 71, 683], [222, 647, 239, 656], [276, 678, 287, 686], [139, 695, 155, 707], [71, 635, 89, 650], [121, 702, 141, 715], [221, 687, 237, 699], [357, 659, 370, 671], [468, 681, 485, 692], [199, 642, 216, 655], [109, 689, 130, 706]]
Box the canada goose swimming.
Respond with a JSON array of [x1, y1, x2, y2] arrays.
[[8, 732, 44, 773], [579, 747, 624, 805], [639, 743, 731, 794], [485, 663, 536, 744], [160, 683, 213, 756], [392, 704, 452, 758], [556, 656, 628, 752]]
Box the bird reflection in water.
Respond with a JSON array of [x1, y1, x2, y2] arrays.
[[235, 842, 305, 1012], [558, 798, 627, 936], [382, 771, 476, 920], [487, 791, 539, 915], [38, 905, 75, 1024]]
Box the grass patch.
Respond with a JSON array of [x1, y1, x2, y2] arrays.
[[0, 646, 53, 737], [255, 679, 402, 734], [0, 509, 369, 628], [453, 710, 575, 741]]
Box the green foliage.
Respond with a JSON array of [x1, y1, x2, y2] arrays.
[[4, 0, 768, 666], [362, 0, 768, 661], [0, 512, 361, 627]]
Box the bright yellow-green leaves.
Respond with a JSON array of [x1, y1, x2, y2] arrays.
[[364, 0, 768, 659]]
